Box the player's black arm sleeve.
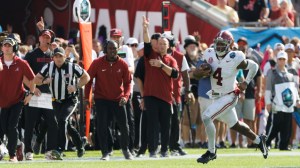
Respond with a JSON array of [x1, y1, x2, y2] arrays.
[[170, 68, 178, 78], [144, 42, 152, 58]]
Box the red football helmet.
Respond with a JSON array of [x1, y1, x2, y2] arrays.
[[213, 30, 234, 57]]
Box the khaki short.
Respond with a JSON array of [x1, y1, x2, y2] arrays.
[[236, 99, 255, 121]]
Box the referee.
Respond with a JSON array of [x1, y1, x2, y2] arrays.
[[34, 47, 90, 157]]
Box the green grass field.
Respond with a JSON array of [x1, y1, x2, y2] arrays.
[[0, 148, 299, 168]]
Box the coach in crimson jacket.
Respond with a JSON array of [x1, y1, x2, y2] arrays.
[[0, 38, 35, 162], [84, 40, 133, 160], [142, 16, 179, 158]]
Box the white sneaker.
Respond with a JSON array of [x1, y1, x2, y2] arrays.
[[0, 144, 8, 161], [45, 151, 52, 160], [25, 152, 33, 160], [0, 146, 3, 161], [45, 150, 63, 160]]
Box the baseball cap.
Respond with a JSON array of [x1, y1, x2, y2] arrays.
[[273, 43, 284, 50], [161, 32, 176, 47], [137, 42, 144, 51], [151, 33, 161, 40], [2, 38, 15, 46], [53, 47, 65, 56], [126, 38, 138, 45], [184, 35, 198, 48], [7, 33, 21, 44], [284, 43, 295, 51], [110, 28, 122, 37], [40, 30, 52, 38], [277, 51, 288, 60], [237, 37, 248, 44], [161, 32, 174, 41]]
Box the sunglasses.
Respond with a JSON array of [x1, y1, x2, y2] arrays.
[[237, 41, 247, 46], [278, 58, 286, 61], [130, 44, 138, 47]]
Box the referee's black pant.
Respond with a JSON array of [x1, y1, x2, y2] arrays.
[[24, 106, 58, 153], [145, 96, 171, 154], [0, 102, 23, 157], [53, 98, 83, 152], [94, 99, 129, 155], [266, 111, 292, 150]]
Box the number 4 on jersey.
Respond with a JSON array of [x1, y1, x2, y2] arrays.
[[213, 67, 222, 86]]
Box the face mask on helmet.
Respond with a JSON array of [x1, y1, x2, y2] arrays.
[[213, 31, 233, 57], [214, 38, 230, 56]]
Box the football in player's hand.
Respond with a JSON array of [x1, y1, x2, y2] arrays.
[[200, 63, 212, 72], [198, 63, 212, 78]]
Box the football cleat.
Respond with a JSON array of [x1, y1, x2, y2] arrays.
[[197, 150, 217, 164], [257, 134, 268, 159]]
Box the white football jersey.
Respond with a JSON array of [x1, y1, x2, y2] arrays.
[[203, 48, 245, 94]]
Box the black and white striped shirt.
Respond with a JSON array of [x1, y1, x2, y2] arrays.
[[39, 61, 84, 100]]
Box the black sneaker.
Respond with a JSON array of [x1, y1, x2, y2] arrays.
[[201, 142, 208, 149], [160, 151, 169, 158], [178, 149, 187, 156], [130, 150, 136, 157], [136, 152, 145, 158], [136, 149, 146, 158], [196, 142, 202, 148], [257, 135, 268, 159], [122, 150, 133, 160], [170, 150, 179, 156], [101, 153, 110, 161], [197, 150, 217, 164], [219, 141, 227, 148], [77, 148, 85, 158], [230, 143, 236, 148], [108, 149, 113, 156], [184, 142, 192, 148], [149, 151, 158, 158], [33, 142, 41, 155]]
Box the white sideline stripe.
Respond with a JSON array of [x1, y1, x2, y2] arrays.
[[0, 152, 300, 163]]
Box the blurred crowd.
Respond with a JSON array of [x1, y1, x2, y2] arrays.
[[212, 0, 297, 27]]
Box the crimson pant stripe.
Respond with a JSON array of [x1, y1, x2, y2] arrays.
[[211, 96, 237, 120]]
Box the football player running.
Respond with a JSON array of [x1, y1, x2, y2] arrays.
[[194, 30, 268, 164]]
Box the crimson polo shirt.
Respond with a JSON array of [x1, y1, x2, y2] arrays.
[[85, 56, 132, 102], [172, 50, 183, 104], [143, 43, 178, 104], [0, 56, 35, 108]]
